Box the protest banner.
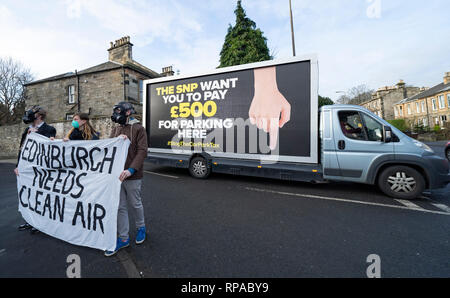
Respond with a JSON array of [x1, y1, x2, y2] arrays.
[[17, 132, 130, 251]]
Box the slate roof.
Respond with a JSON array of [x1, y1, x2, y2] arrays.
[[397, 82, 450, 104], [25, 60, 160, 86]]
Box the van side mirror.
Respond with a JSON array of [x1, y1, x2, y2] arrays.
[[384, 126, 392, 143]]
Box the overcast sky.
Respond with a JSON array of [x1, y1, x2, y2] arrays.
[[1, 0, 449, 101]]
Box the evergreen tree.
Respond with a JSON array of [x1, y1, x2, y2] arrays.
[[218, 0, 272, 68], [318, 95, 334, 108]]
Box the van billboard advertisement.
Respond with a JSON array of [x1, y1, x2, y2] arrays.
[[144, 56, 318, 163]]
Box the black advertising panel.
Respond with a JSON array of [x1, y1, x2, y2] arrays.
[[144, 56, 318, 163]]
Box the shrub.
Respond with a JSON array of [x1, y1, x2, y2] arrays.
[[387, 119, 408, 132]]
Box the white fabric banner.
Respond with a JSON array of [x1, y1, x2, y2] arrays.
[[17, 132, 130, 251]]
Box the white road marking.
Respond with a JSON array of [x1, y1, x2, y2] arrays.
[[144, 170, 179, 179], [431, 203, 450, 213], [245, 187, 450, 216], [418, 196, 450, 213], [394, 199, 427, 212]]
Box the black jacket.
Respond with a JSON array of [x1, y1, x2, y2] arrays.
[[16, 122, 56, 167], [68, 128, 99, 140]]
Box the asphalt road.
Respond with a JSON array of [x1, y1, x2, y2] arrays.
[[0, 143, 449, 278]]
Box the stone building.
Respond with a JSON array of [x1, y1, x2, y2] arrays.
[[24, 36, 171, 122], [360, 80, 425, 120], [394, 72, 450, 129]]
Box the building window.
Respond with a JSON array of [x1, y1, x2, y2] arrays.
[[431, 98, 437, 111], [407, 104, 411, 115], [423, 117, 428, 127], [447, 94, 450, 107], [68, 85, 75, 104], [421, 101, 426, 113], [65, 113, 74, 121], [416, 102, 420, 113], [438, 95, 445, 109], [139, 80, 144, 104], [441, 115, 447, 123], [399, 106, 403, 116]]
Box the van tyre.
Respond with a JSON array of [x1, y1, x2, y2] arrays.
[[378, 166, 425, 200], [189, 157, 211, 179]]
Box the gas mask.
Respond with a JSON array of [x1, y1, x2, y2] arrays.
[[111, 102, 135, 125], [22, 106, 40, 124]]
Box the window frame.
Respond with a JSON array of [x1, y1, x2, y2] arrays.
[[438, 95, 445, 109], [68, 85, 76, 104]]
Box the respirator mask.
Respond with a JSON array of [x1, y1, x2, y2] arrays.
[[111, 102, 135, 125], [111, 102, 136, 125], [22, 106, 40, 124]]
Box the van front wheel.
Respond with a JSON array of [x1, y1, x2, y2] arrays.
[[378, 166, 425, 200]]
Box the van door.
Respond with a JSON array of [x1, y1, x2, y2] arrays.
[[333, 110, 394, 183], [321, 109, 342, 179]]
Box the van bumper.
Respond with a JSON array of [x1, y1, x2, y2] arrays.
[[423, 155, 450, 189]]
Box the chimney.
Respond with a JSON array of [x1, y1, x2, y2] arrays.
[[161, 66, 174, 77], [108, 36, 133, 64], [444, 72, 450, 84], [396, 79, 405, 88]]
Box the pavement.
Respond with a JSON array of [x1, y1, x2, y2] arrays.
[[0, 142, 449, 278]]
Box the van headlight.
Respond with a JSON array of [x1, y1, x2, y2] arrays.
[[413, 140, 434, 153]]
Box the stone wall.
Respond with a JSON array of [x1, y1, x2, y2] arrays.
[[0, 117, 116, 159], [25, 69, 126, 123]]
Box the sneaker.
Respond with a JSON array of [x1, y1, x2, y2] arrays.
[[136, 227, 146, 244], [104, 237, 130, 257], [18, 223, 32, 231], [30, 227, 40, 234]]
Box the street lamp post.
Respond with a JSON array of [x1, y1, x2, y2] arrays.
[[289, 0, 296, 57]]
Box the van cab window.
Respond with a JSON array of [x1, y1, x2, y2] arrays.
[[338, 111, 366, 140], [338, 111, 384, 142], [361, 113, 383, 141]]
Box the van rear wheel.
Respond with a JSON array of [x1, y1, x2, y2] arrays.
[[378, 166, 425, 200], [189, 156, 210, 179]]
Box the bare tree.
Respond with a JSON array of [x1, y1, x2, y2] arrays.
[[336, 94, 351, 104], [0, 57, 34, 125], [347, 84, 374, 104], [336, 84, 374, 105]]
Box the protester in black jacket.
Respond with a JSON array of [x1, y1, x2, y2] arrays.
[[14, 106, 56, 233], [64, 113, 99, 141]]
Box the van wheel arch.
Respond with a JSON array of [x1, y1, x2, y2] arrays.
[[375, 163, 429, 189], [376, 164, 428, 199]]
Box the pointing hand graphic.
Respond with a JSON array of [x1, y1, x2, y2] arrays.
[[249, 66, 291, 150]]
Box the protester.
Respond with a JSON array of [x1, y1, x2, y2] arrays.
[[15, 105, 56, 234], [64, 113, 99, 141], [104, 102, 148, 257]]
